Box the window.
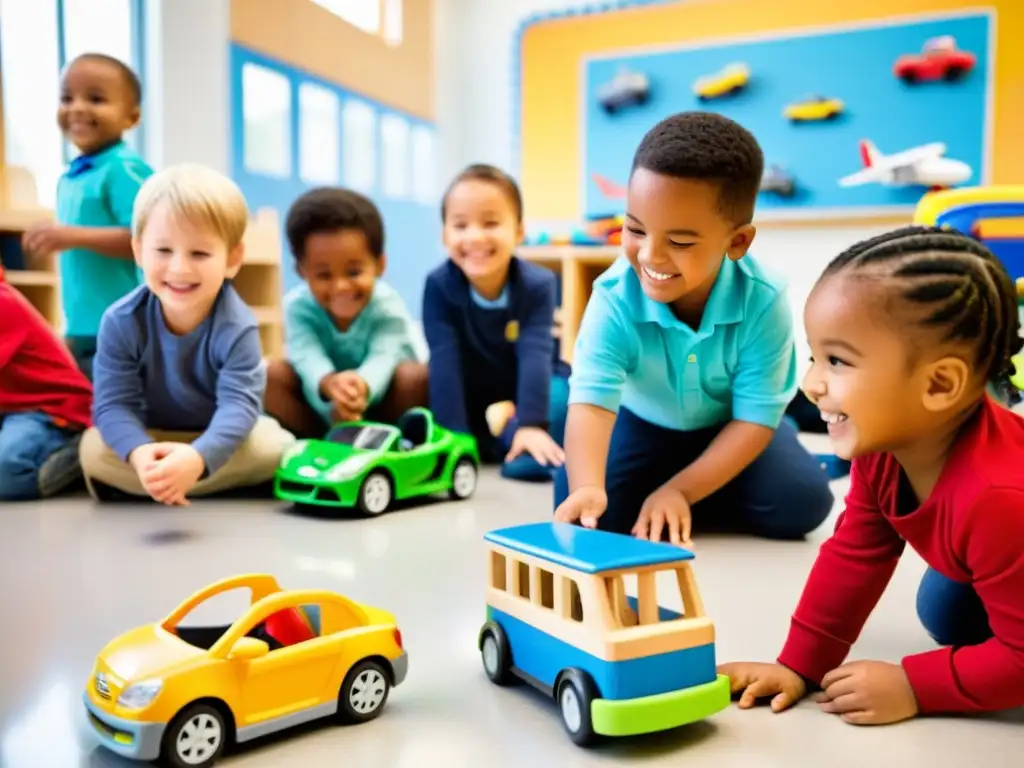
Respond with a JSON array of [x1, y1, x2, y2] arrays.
[[490, 551, 507, 591], [242, 63, 292, 178], [380, 113, 410, 198], [567, 578, 584, 622], [0, 0, 64, 208], [310, 0, 380, 33], [299, 82, 340, 184], [342, 99, 377, 193], [538, 568, 554, 610], [411, 125, 437, 205], [382, 0, 403, 45], [515, 561, 530, 600]]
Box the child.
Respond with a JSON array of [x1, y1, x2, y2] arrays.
[[554, 112, 833, 541], [423, 163, 570, 482], [78, 164, 294, 503], [264, 187, 427, 439], [0, 269, 92, 500], [720, 226, 1024, 723], [22, 53, 153, 380]]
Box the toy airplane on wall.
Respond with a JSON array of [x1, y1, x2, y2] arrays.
[[839, 139, 972, 190]]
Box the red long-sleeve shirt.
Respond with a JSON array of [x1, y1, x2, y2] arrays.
[[778, 395, 1024, 714], [0, 280, 93, 429]]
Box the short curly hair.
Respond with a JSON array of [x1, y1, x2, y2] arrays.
[[285, 187, 385, 260], [631, 111, 764, 224]]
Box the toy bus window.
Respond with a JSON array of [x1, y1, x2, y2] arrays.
[[515, 560, 531, 600], [536, 567, 555, 610], [675, 563, 705, 618], [490, 551, 507, 591], [566, 578, 584, 622]]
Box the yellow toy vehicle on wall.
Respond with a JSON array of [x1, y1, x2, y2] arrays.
[[693, 62, 750, 101], [784, 94, 845, 122], [83, 574, 408, 767]]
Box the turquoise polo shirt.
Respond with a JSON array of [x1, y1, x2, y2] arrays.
[[56, 141, 153, 337], [569, 255, 797, 431]]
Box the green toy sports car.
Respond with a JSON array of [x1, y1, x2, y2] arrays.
[[274, 407, 480, 515]]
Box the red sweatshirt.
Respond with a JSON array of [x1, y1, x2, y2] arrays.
[[0, 280, 93, 429], [778, 396, 1024, 714]]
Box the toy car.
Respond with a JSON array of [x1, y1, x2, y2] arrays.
[[597, 67, 650, 113], [760, 164, 796, 198], [274, 407, 479, 515], [83, 574, 408, 767], [894, 35, 976, 83], [478, 522, 730, 746], [784, 94, 844, 122], [693, 62, 749, 101]]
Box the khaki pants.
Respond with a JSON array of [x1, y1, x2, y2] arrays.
[[79, 416, 295, 500]]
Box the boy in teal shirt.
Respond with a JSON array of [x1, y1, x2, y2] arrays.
[[264, 187, 427, 438], [22, 53, 153, 380], [555, 112, 833, 544]]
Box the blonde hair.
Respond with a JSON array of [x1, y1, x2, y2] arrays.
[[132, 163, 249, 249]]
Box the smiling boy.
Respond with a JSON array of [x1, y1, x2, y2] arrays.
[[78, 164, 294, 503], [554, 112, 833, 543], [22, 53, 153, 380]]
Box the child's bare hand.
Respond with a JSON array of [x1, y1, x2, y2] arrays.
[[718, 661, 807, 712], [140, 443, 205, 505], [321, 371, 368, 419], [506, 426, 565, 466], [554, 485, 607, 528], [633, 484, 693, 547], [129, 442, 173, 475], [815, 660, 918, 725], [22, 223, 74, 256]]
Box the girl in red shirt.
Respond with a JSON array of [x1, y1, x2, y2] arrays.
[[720, 225, 1024, 723]]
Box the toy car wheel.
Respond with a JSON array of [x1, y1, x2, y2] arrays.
[[556, 669, 597, 747], [944, 65, 966, 81], [449, 457, 478, 500], [338, 659, 391, 723], [159, 702, 226, 768], [900, 71, 918, 84], [478, 620, 512, 685], [357, 471, 393, 516]]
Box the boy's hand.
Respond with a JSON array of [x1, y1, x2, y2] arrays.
[[22, 223, 76, 256], [128, 442, 173, 474], [139, 443, 206, 506], [321, 371, 368, 420], [718, 662, 807, 712], [633, 484, 693, 546], [814, 661, 919, 725], [554, 485, 607, 528], [506, 426, 565, 467]]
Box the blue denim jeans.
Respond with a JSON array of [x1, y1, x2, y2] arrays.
[[0, 412, 78, 501], [917, 567, 992, 647], [499, 372, 570, 482]]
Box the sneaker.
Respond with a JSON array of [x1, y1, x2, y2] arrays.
[[37, 435, 83, 498]]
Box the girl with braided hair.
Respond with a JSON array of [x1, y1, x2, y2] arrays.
[[720, 225, 1024, 725]]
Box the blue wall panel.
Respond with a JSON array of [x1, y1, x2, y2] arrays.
[[230, 44, 443, 320], [582, 12, 991, 218]]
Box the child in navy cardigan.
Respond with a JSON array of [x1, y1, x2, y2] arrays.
[[422, 164, 570, 482]]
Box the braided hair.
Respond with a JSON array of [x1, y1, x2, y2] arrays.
[[821, 225, 1023, 403]]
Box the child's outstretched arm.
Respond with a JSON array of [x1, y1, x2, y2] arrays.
[[286, 296, 341, 423], [658, 291, 794, 506], [91, 310, 154, 462], [422, 273, 469, 433], [356, 293, 418, 407], [554, 291, 636, 526]]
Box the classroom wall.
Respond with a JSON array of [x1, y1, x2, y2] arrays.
[[228, 0, 443, 320]]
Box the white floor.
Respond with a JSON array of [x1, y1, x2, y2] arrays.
[[0, 464, 1021, 768]]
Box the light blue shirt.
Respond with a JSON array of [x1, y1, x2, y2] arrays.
[[284, 280, 420, 422], [569, 255, 797, 431], [56, 141, 153, 337]]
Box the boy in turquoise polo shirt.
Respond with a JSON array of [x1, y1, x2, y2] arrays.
[[554, 112, 833, 544], [22, 53, 153, 380]]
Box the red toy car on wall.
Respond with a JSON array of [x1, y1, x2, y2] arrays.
[[894, 36, 976, 83]]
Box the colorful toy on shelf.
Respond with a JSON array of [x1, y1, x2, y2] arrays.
[[839, 138, 972, 190], [597, 66, 651, 114], [894, 35, 976, 84], [693, 62, 750, 101], [478, 522, 730, 747], [760, 164, 797, 198], [83, 574, 408, 767], [784, 94, 844, 122], [274, 407, 479, 515]]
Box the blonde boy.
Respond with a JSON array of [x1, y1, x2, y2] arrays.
[[79, 164, 293, 503]]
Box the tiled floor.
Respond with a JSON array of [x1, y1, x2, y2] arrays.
[[1, 463, 1020, 768]]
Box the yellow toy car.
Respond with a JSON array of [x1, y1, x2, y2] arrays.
[[83, 574, 408, 767], [693, 62, 750, 100], [784, 94, 845, 122]]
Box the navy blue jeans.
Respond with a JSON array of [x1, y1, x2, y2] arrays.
[[917, 567, 992, 646], [0, 412, 77, 501], [554, 407, 834, 539]]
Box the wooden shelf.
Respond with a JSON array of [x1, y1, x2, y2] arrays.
[[5, 269, 56, 287], [519, 245, 619, 362]]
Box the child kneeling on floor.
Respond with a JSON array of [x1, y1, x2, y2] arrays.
[[720, 226, 1024, 724], [264, 187, 427, 438], [79, 164, 294, 503], [0, 270, 92, 500]]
